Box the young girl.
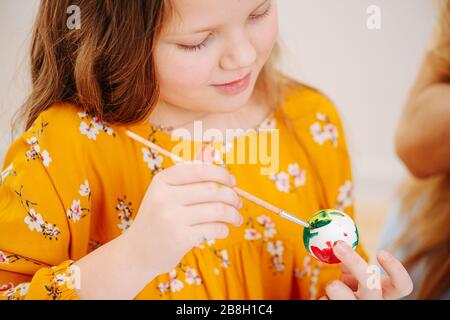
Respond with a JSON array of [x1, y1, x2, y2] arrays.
[[0, 0, 412, 300]]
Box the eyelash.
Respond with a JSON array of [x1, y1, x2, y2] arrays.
[[249, 4, 271, 21], [178, 4, 271, 52]]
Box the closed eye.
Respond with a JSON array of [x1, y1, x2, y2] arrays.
[[177, 34, 213, 52], [177, 2, 272, 53], [249, 3, 272, 20]]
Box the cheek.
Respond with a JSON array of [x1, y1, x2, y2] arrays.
[[252, 8, 279, 62], [155, 44, 214, 93]]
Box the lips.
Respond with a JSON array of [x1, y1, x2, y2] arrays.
[[214, 73, 250, 86], [211, 72, 251, 95]]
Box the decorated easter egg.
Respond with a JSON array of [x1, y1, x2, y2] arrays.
[[303, 209, 359, 264]]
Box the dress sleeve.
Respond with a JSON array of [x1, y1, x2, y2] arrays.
[[0, 106, 90, 300], [283, 86, 368, 299]]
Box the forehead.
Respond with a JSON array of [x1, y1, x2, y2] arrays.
[[164, 0, 265, 35]]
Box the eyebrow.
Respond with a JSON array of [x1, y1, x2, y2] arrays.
[[173, 0, 270, 35]]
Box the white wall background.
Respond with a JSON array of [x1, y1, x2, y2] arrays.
[[0, 0, 438, 207]]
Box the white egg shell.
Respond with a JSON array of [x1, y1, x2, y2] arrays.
[[303, 209, 359, 264]]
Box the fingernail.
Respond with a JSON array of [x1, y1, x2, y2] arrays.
[[230, 175, 237, 187], [334, 241, 350, 255], [379, 250, 392, 261]]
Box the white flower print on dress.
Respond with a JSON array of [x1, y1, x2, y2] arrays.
[[310, 112, 339, 147], [269, 163, 306, 193], [142, 147, 163, 171], [294, 256, 322, 299], [0, 163, 16, 186], [244, 228, 262, 240], [294, 256, 312, 279], [267, 240, 285, 272], [336, 180, 353, 210], [54, 273, 70, 287], [44, 262, 77, 299], [79, 121, 99, 140], [17, 185, 60, 239], [220, 250, 230, 268], [157, 282, 169, 295], [169, 269, 184, 292], [264, 227, 277, 240], [309, 268, 321, 299], [208, 248, 231, 272], [78, 111, 115, 140], [194, 237, 215, 249], [256, 215, 276, 241], [244, 215, 284, 273], [185, 267, 202, 285], [115, 196, 134, 233], [323, 124, 338, 145], [267, 240, 284, 256], [157, 264, 203, 296], [41, 150, 52, 167], [316, 112, 328, 121], [24, 208, 44, 232], [269, 171, 290, 193], [117, 219, 133, 232], [79, 180, 91, 198], [0, 251, 8, 264], [66, 200, 84, 222], [67, 181, 91, 223], [24, 117, 52, 167], [92, 118, 114, 136], [2, 283, 30, 300], [25, 136, 52, 167], [287, 163, 306, 187], [310, 123, 325, 145]]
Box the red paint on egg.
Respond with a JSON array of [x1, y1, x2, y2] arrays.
[[311, 242, 341, 264]]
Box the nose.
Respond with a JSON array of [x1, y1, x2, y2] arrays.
[[220, 31, 257, 71]]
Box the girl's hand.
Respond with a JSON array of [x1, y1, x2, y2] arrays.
[[123, 147, 243, 276], [319, 241, 414, 300]]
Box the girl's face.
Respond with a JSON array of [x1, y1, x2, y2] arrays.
[[155, 0, 278, 114]]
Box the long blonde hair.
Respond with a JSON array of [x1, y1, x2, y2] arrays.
[[396, 0, 450, 300]]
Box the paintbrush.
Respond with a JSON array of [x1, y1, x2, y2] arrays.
[[126, 130, 310, 228]]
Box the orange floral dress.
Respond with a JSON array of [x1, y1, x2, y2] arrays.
[[0, 86, 366, 300]]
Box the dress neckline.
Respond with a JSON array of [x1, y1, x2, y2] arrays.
[[126, 107, 280, 145]]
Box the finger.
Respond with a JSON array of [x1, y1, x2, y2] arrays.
[[333, 241, 382, 299], [325, 280, 356, 300], [319, 296, 329, 300], [377, 250, 413, 299], [159, 162, 236, 187], [191, 223, 230, 243], [339, 263, 359, 291], [341, 274, 359, 292], [175, 182, 242, 209], [184, 203, 243, 227], [339, 262, 352, 274]]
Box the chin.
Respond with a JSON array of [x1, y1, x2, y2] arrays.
[[213, 97, 250, 113], [208, 87, 255, 113]]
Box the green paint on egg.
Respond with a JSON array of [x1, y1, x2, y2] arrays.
[[302, 209, 359, 264]]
